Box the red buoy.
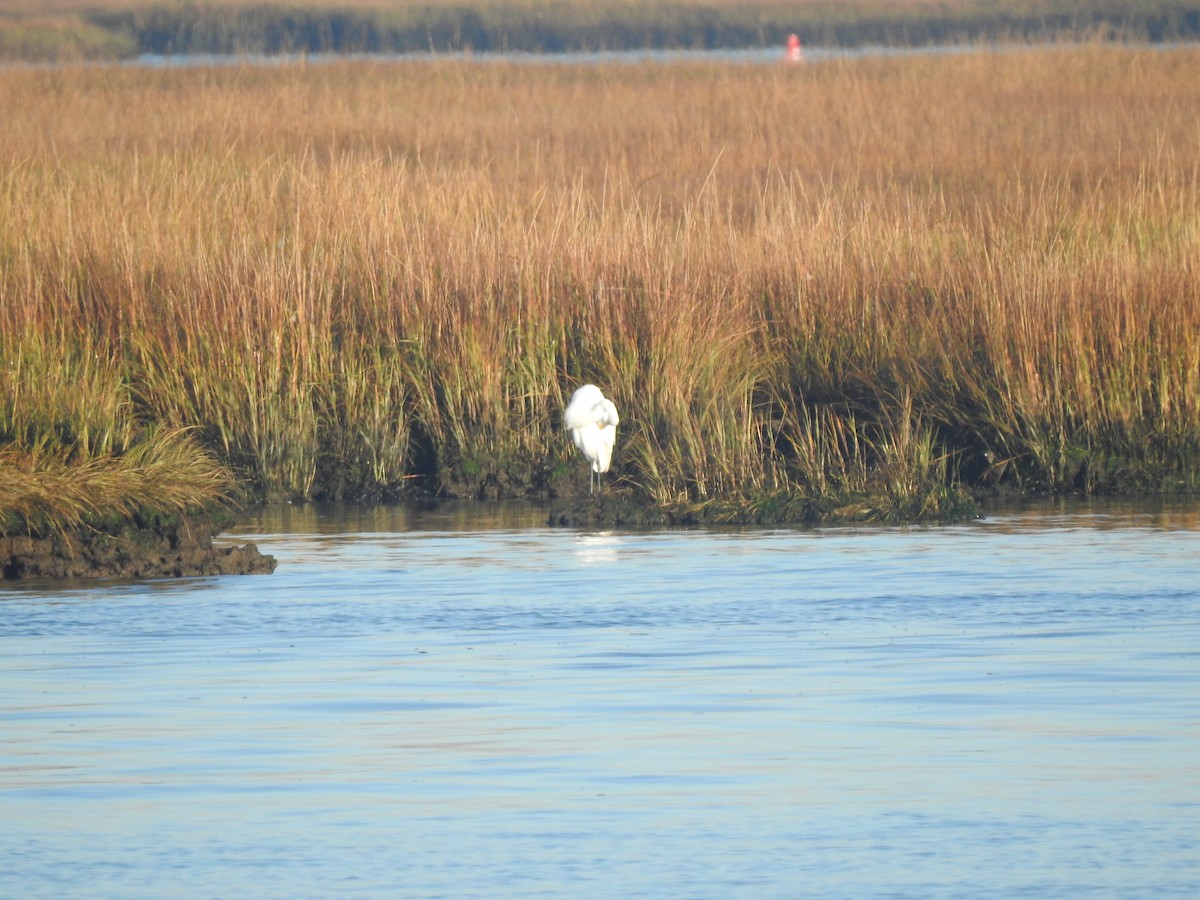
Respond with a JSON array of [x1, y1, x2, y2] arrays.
[[786, 33, 804, 64]]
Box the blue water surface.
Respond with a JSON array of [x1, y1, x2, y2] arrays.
[[2, 500, 1198, 898]]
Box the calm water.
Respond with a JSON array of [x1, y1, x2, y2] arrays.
[[2, 499, 1198, 898], [122, 45, 974, 69], [0, 43, 1069, 73], [117, 42, 1195, 70]]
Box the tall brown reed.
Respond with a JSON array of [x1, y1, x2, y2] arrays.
[[2, 44, 1198, 507]]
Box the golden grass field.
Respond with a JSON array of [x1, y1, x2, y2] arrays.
[[2, 42, 1199, 524]]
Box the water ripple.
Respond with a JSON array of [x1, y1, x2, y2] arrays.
[[2, 500, 1199, 898]]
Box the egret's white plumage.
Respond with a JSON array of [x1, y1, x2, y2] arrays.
[[563, 384, 619, 494]]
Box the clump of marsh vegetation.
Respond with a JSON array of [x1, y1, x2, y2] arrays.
[[0, 429, 234, 534], [0, 12, 134, 62], [0, 330, 236, 536], [2, 44, 1198, 524], [0, 329, 272, 577]]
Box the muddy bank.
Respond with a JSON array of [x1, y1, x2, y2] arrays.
[[1, 511, 276, 580]]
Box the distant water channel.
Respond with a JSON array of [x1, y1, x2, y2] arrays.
[[1, 41, 1185, 76], [3, 498, 1199, 898], [113, 41, 1193, 71], [124, 44, 968, 69]]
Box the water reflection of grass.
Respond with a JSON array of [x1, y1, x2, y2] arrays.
[[2, 44, 1199, 530]]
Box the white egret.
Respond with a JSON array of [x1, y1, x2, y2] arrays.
[[563, 384, 619, 495]]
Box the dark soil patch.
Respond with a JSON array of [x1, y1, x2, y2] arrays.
[[548, 487, 981, 528], [1, 511, 276, 580], [548, 494, 677, 529]]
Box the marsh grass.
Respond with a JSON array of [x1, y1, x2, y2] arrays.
[[2, 44, 1199, 517], [0, 304, 235, 531], [0, 427, 234, 535]]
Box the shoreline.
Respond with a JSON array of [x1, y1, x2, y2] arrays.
[[8, 488, 1198, 582], [1, 511, 276, 581]]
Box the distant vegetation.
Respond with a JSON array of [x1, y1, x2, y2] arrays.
[[3, 44, 1198, 523], [1, 0, 1198, 61]]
